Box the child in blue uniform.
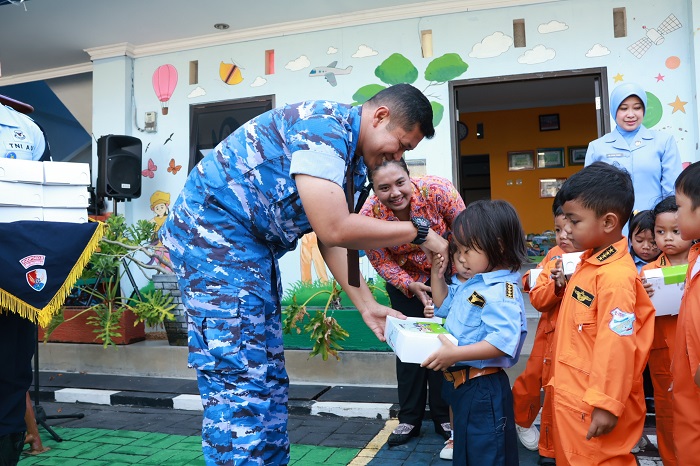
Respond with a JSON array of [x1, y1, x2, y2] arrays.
[[423, 200, 529, 466], [628, 210, 660, 273]]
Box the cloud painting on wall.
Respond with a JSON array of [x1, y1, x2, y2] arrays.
[[518, 45, 556, 64], [285, 56, 311, 71], [327, 47, 338, 54], [352, 45, 378, 58], [469, 32, 513, 58], [250, 77, 267, 87], [538, 20, 568, 33], [627, 13, 682, 59], [188, 86, 206, 98], [586, 44, 611, 58]]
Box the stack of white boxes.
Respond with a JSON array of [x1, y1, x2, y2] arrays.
[[0, 159, 90, 223]]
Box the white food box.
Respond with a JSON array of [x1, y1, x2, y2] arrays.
[[0, 158, 44, 184], [385, 316, 458, 364], [562, 252, 584, 276], [43, 208, 89, 224], [43, 185, 89, 208], [0, 181, 43, 206], [0, 206, 43, 222], [643, 264, 688, 317], [528, 268, 544, 289], [43, 161, 91, 186]]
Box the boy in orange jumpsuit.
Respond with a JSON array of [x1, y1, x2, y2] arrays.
[[549, 162, 655, 465], [671, 161, 700, 466], [513, 199, 574, 464], [639, 196, 693, 466]]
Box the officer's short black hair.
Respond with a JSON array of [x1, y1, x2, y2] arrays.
[[367, 84, 435, 139], [557, 162, 634, 225]]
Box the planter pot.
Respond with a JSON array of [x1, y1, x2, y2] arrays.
[[152, 274, 188, 346], [39, 306, 145, 345]]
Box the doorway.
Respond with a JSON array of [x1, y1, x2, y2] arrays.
[[189, 95, 275, 173], [449, 68, 608, 234]]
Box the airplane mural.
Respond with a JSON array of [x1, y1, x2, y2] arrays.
[[308, 61, 353, 86]]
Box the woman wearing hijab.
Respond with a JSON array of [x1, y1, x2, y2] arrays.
[[585, 82, 682, 213]]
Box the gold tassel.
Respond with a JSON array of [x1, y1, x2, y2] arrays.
[[0, 221, 107, 327]]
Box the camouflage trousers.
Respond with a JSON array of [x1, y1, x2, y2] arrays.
[[172, 256, 290, 466]]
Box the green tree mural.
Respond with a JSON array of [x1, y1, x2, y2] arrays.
[[352, 52, 469, 127]]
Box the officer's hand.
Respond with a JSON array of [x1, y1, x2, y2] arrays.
[[642, 280, 654, 297], [420, 230, 449, 274], [407, 281, 432, 307], [360, 302, 406, 342], [421, 335, 458, 371], [586, 408, 618, 440]]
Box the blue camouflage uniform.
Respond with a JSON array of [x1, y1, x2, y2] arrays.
[[160, 100, 366, 465], [435, 269, 526, 466]]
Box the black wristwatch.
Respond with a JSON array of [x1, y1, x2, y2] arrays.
[[411, 217, 430, 245]]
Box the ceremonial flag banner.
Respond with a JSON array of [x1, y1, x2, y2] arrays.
[[0, 220, 106, 326]]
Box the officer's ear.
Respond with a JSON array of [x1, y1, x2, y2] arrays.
[[601, 212, 619, 233]]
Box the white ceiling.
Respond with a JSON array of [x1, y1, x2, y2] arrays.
[[0, 0, 508, 83]]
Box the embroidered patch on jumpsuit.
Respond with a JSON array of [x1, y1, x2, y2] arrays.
[[609, 307, 635, 336]]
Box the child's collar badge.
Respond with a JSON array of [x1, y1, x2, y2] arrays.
[[596, 245, 617, 262]]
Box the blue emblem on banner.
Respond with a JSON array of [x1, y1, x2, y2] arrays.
[[26, 269, 47, 291]]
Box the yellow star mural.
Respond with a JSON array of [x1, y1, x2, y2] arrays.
[[668, 96, 688, 113], [613, 73, 624, 83]]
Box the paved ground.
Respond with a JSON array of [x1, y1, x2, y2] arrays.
[[17, 371, 664, 465]]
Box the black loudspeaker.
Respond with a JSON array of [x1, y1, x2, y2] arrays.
[[97, 135, 142, 200]]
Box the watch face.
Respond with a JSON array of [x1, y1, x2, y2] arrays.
[[413, 217, 430, 228], [457, 122, 468, 140]]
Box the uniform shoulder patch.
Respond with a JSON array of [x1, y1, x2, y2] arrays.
[[468, 291, 486, 308], [571, 286, 594, 307], [595, 245, 617, 262], [660, 255, 667, 266], [505, 282, 515, 299], [609, 307, 635, 336]]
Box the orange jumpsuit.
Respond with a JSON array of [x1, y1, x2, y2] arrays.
[[640, 254, 678, 466], [671, 243, 700, 466], [549, 237, 654, 465], [512, 253, 564, 457]]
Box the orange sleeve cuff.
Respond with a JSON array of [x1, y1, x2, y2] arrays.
[[582, 388, 626, 417]]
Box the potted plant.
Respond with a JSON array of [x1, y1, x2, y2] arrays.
[[42, 215, 177, 347]]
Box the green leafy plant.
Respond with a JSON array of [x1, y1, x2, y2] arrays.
[[44, 215, 175, 347], [282, 279, 388, 360]]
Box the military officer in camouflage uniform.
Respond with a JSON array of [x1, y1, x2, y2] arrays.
[[160, 84, 448, 465]]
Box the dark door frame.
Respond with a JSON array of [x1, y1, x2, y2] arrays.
[[448, 67, 609, 193]]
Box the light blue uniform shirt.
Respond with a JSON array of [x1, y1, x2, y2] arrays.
[[434, 269, 527, 369], [585, 125, 682, 212], [0, 104, 45, 160]]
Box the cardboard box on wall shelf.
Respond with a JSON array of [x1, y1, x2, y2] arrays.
[[385, 316, 457, 364]]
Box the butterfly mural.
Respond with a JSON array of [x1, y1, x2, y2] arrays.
[[142, 158, 157, 178], [167, 158, 182, 175]]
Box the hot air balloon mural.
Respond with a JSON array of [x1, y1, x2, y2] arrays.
[[153, 64, 178, 115], [219, 61, 243, 85]]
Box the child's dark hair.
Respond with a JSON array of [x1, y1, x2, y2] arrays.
[[451, 200, 528, 272], [557, 161, 634, 225], [552, 194, 564, 217], [628, 210, 654, 236], [653, 196, 678, 218], [675, 161, 700, 209]]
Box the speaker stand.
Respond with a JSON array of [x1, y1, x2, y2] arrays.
[[32, 327, 84, 442]]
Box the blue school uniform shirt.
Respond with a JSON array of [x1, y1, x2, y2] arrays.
[[434, 269, 527, 369], [160, 100, 366, 296], [585, 125, 682, 212]]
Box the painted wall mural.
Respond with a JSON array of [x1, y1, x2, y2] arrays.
[[219, 61, 244, 85], [152, 64, 178, 115], [627, 14, 682, 59]]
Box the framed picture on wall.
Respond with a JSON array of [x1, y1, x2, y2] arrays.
[[568, 146, 587, 165], [536, 148, 565, 169], [507, 150, 535, 171], [539, 113, 560, 131], [540, 178, 567, 198]]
